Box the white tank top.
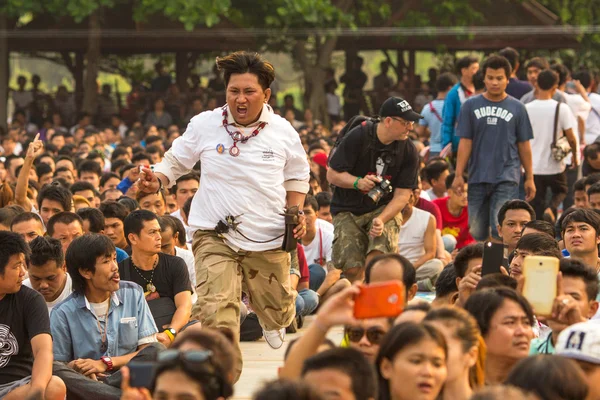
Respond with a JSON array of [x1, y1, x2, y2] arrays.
[[398, 207, 431, 263]]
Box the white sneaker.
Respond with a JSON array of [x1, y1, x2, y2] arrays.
[[263, 328, 286, 349]]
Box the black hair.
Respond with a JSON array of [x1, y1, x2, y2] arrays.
[[364, 253, 416, 298], [173, 171, 200, 192], [525, 57, 550, 71], [315, 191, 331, 208], [35, 162, 53, 179], [131, 152, 152, 165], [146, 145, 163, 157], [376, 323, 446, 400], [47, 212, 83, 237], [111, 147, 130, 162], [169, 216, 188, 246], [145, 136, 163, 147], [476, 273, 518, 291], [99, 201, 129, 221], [66, 234, 115, 294], [497, 200, 535, 226], [588, 182, 600, 198], [284, 337, 335, 361], [573, 70, 592, 90], [498, 47, 519, 71], [37, 184, 72, 212], [0, 205, 25, 228], [456, 56, 480, 75], [550, 64, 570, 87], [561, 208, 600, 237], [100, 172, 120, 188], [515, 233, 562, 259], [304, 195, 319, 213], [182, 197, 193, 220], [445, 172, 467, 191], [536, 69, 559, 91], [111, 159, 129, 175], [522, 220, 555, 238], [100, 189, 122, 202], [253, 379, 323, 400], [424, 160, 450, 184], [0, 231, 30, 275], [584, 143, 600, 162], [404, 302, 432, 313], [505, 355, 588, 400], [118, 197, 139, 213], [123, 209, 158, 246], [10, 212, 43, 230], [585, 172, 600, 188], [70, 181, 95, 195], [216, 51, 275, 91], [464, 287, 534, 336], [302, 347, 377, 400], [435, 265, 458, 298], [77, 207, 105, 233], [560, 258, 599, 301], [574, 178, 587, 193], [77, 160, 102, 178], [454, 243, 484, 278], [29, 236, 64, 268], [435, 72, 458, 93], [158, 215, 179, 238], [481, 55, 512, 79], [472, 70, 485, 91]]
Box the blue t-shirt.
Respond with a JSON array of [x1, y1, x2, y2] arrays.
[[506, 78, 533, 101], [419, 99, 445, 152], [456, 94, 533, 185]]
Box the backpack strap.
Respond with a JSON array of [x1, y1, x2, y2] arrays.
[[429, 102, 443, 122], [552, 102, 561, 148]]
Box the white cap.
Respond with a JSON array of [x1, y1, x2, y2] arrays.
[[555, 321, 600, 364]]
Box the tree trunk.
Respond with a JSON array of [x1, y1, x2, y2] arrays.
[[75, 52, 84, 112], [0, 13, 8, 133], [307, 66, 328, 125], [82, 11, 101, 116]]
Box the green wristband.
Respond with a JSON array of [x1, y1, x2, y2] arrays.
[[353, 176, 362, 190]]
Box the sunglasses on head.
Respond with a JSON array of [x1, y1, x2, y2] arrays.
[[345, 326, 387, 345]]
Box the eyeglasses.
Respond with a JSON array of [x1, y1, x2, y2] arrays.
[[391, 117, 414, 126], [345, 326, 387, 345]]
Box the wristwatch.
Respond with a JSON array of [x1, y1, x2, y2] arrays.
[[100, 356, 113, 371], [164, 328, 177, 341]]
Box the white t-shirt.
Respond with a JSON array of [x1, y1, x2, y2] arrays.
[[326, 93, 341, 116], [398, 207, 431, 263], [155, 105, 310, 252], [425, 188, 445, 201], [302, 227, 333, 267], [174, 246, 197, 304], [561, 91, 590, 164], [585, 93, 600, 145], [23, 273, 72, 314], [526, 99, 577, 175], [316, 218, 334, 236]]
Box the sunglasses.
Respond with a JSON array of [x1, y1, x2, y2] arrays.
[[345, 326, 387, 345]]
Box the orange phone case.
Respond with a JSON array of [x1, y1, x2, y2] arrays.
[[353, 281, 405, 319]]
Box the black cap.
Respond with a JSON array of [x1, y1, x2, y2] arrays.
[[379, 97, 423, 121]]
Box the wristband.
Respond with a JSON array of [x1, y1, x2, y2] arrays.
[[353, 176, 362, 190], [164, 328, 176, 341]]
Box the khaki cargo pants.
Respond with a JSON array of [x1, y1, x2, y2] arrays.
[[332, 205, 402, 272], [191, 230, 296, 380]]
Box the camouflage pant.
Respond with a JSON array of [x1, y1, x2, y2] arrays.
[[191, 230, 296, 380], [332, 205, 403, 272]]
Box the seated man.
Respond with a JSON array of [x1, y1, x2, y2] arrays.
[[530, 258, 598, 355], [23, 237, 72, 314], [561, 208, 600, 283], [0, 231, 66, 400], [51, 234, 161, 392], [119, 210, 192, 347], [398, 190, 443, 291], [573, 178, 589, 209], [77, 207, 130, 262], [10, 212, 44, 243], [509, 233, 562, 288], [452, 243, 484, 306], [46, 212, 83, 254], [36, 184, 73, 225], [433, 173, 475, 252], [99, 201, 131, 254], [431, 264, 458, 306], [301, 195, 348, 302], [136, 189, 166, 216], [497, 199, 535, 260]]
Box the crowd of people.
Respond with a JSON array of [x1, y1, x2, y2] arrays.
[[1, 46, 600, 400]]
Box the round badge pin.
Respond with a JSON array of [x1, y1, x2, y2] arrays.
[[216, 144, 225, 154]]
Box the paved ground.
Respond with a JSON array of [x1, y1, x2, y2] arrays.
[[233, 317, 343, 399]]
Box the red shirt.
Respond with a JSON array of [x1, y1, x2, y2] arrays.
[[432, 197, 475, 249], [415, 197, 442, 230]]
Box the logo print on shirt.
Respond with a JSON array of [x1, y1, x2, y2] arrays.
[[473, 106, 513, 123], [262, 148, 275, 161], [0, 324, 18, 368]]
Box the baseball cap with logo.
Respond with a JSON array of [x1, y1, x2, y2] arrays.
[[380, 97, 424, 122], [555, 321, 600, 364]]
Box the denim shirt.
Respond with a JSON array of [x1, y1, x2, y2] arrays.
[[50, 281, 158, 362]]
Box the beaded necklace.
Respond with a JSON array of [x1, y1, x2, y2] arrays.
[[221, 106, 267, 157]]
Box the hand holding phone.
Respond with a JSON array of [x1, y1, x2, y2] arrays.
[[353, 281, 405, 319], [482, 241, 504, 276], [550, 272, 587, 325], [522, 256, 559, 316]]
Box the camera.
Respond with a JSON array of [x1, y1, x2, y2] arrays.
[[367, 179, 393, 204]]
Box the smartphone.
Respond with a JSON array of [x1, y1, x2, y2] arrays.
[[522, 256, 559, 316], [128, 362, 156, 389], [354, 281, 405, 319], [482, 241, 505, 276]]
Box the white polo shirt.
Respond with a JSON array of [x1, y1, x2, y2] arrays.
[[154, 105, 310, 252]]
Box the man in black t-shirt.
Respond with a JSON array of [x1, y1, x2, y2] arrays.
[[0, 231, 65, 399], [328, 97, 421, 282], [119, 210, 192, 347]]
